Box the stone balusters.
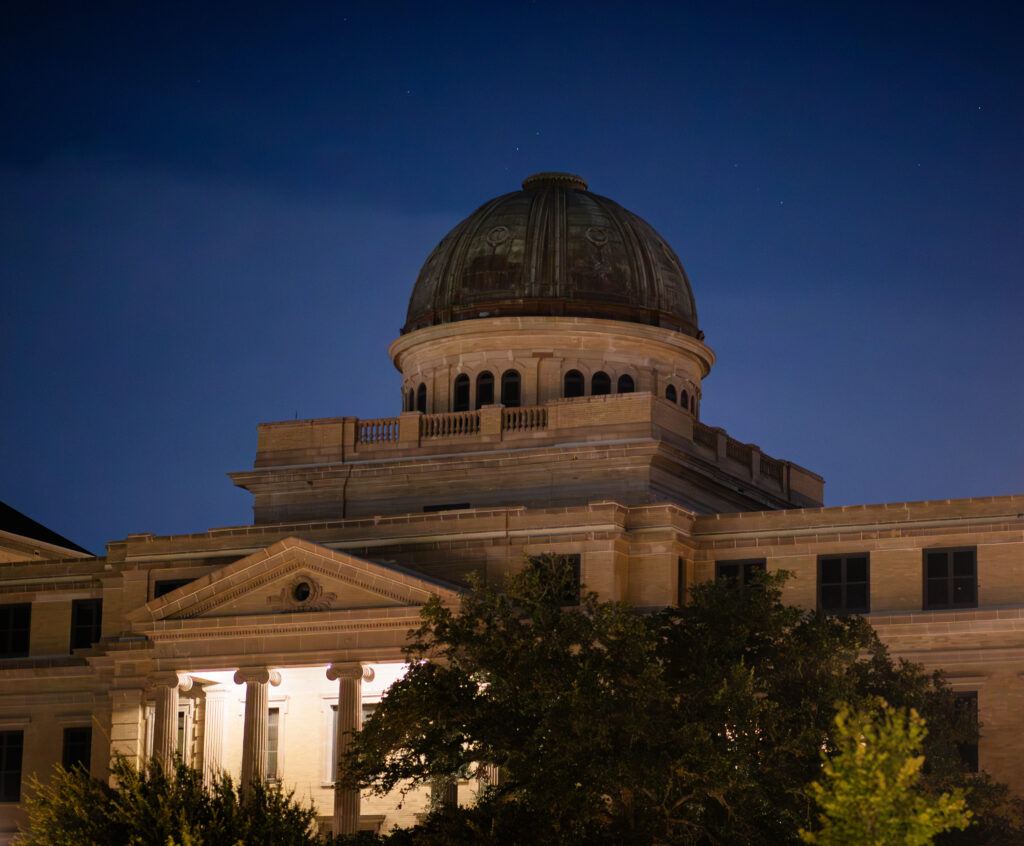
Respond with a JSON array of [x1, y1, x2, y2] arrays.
[[233, 667, 282, 788], [151, 672, 192, 773], [326, 662, 374, 835]]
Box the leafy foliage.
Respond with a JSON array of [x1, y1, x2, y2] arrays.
[[800, 700, 971, 845], [20, 755, 319, 846], [338, 557, 1024, 845]]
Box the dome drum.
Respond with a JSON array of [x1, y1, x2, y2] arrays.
[[389, 315, 713, 415]]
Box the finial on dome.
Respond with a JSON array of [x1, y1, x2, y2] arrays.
[[522, 172, 588, 191]]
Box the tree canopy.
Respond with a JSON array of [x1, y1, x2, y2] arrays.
[[800, 699, 970, 845], [341, 557, 1024, 845]]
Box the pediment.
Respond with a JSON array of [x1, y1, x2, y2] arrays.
[[129, 537, 462, 623]]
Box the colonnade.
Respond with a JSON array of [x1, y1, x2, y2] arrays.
[[148, 662, 374, 835]]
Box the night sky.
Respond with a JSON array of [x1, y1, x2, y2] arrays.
[[2, 2, 1021, 555]]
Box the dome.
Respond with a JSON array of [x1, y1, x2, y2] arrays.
[[403, 172, 701, 337]]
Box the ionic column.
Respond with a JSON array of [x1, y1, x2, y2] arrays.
[[431, 776, 458, 811], [326, 662, 374, 835], [151, 672, 192, 773], [480, 763, 500, 787], [201, 686, 230, 786], [234, 667, 282, 788]]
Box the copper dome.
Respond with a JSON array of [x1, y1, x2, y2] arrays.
[[403, 173, 700, 337]]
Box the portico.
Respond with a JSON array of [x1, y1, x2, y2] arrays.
[[115, 537, 462, 834]]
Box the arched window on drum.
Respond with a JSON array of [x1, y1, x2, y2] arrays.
[[617, 374, 635, 394], [564, 370, 584, 398], [452, 374, 470, 412], [665, 384, 677, 403], [591, 371, 611, 396], [501, 370, 521, 407], [476, 372, 495, 409]]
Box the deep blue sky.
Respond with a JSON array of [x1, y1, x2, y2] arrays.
[[2, 2, 1021, 555]]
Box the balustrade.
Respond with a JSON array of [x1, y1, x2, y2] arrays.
[[357, 418, 399, 444], [502, 406, 547, 432], [421, 411, 480, 439]]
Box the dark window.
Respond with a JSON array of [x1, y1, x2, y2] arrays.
[[665, 385, 677, 403], [617, 374, 635, 394], [591, 371, 611, 396], [70, 598, 102, 651], [0, 730, 23, 802], [0, 604, 30, 659], [452, 374, 470, 412], [681, 389, 689, 408], [62, 726, 91, 772], [924, 548, 977, 610], [677, 557, 687, 607], [715, 560, 766, 591], [416, 383, 427, 414], [563, 370, 584, 398], [476, 372, 495, 408], [267, 707, 280, 781], [953, 691, 979, 773], [423, 503, 471, 513], [528, 554, 581, 605], [406, 388, 414, 411], [818, 555, 870, 614], [501, 370, 521, 407], [690, 394, 696, 413], [154, 579, 193, 599]]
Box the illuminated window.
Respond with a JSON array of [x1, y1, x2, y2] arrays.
[[267, 707, 280, 782]]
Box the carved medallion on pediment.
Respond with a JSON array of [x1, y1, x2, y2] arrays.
[[267, 574, 337, 612]]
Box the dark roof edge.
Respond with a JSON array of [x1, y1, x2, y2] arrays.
[[0, 500, 94, 556]]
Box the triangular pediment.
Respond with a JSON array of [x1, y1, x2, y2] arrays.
[[129, 537, 462, 623]]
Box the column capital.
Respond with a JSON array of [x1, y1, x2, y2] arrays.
[[326, 662, 374, 683], [233, 667, 282, 686], [150, 671, 193, 692]]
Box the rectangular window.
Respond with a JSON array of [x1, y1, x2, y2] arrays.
[[954, 691, 979, 773], [529, 554, 581, 605], [153, 579, 194, 599], [266, 707, 280, 782], [715, 560, 766, 591], [677, 557, 687, 607], [0, 730, 23, 803], [70, 598, 102, 651], [0, 604, 31, 659], [818, 554, 870, 614], [924, 548, 977, 610], [62, 726, 91, 772], [327, 702, 376, 783]]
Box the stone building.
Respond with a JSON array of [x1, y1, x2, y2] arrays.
[[1, 172, 1021, 841]]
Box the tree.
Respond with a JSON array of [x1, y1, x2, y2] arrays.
[[19, 756, 320, 846], [800, 700, 971, 845], [339, 558, 1024, 845]]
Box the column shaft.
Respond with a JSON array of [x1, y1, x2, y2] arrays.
[[334, 673, 361, 834], [153, 684, 179, 773], [201, 689, 229, 786], [240, 679, 269, 786]]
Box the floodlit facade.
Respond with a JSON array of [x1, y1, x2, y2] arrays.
[[1, 172, 1021, 841]]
